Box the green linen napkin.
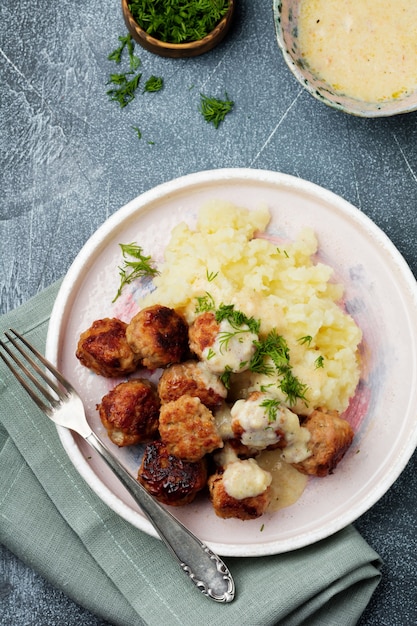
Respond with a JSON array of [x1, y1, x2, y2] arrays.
[[0, 281, 382, 626]]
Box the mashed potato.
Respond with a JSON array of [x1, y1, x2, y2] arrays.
[[141, 200, 362, 415]]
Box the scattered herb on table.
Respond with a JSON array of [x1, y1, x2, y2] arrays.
[[107, 34, 162, 108], [132, 126, 142, 139], [108, 34, 140, 70], [199, 92, 234, 128], [128, 0, 230, 44], [113, 242, 159, 302], [107, 72, 142, 108], [143, 76, 164, 93]]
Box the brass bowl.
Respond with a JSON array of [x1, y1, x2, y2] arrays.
[[121, 0, 235, 58]]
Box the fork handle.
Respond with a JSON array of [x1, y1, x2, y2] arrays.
[[85, 432, 235, 603]]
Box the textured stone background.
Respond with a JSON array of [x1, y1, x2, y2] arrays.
[[1, 0, 417, 624]]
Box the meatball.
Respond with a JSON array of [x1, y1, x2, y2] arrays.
[[97, 379, 160, 447], [138, 441, 207, 506], [159, 395, 223, 462], [208, 463, 272, 520], [76, 317, 140, 377], [126, 305, 189, 370], [230, 391, 287, 451], [158, 360, 227, 412], [292, 408, 354, 477], [188, 311, 258, 375]]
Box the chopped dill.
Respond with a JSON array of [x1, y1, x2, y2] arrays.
[[219, 365, 233, 389], [298, 335, 313, 346], [128, 0, 230, 44], [113, 242, 159, 302], [206, 269, 218, 282], [206, 348, 216, 360], [107, 72, 142, 108], [108, 34, 140, 70], [250, 329, 289, 375], [250, 329, 308, 406], [144, 76, 164, 93], [279, 369, 308, 406], [195, 292, 216, 313], [260, 397, 281, 423], [108, 35, 130, 63], [215, 304, 260, 335], [132, 126, 142, 139], [107, 34, 162, 109], [199, 93, 234, 128], [315, 355, 325, 369]]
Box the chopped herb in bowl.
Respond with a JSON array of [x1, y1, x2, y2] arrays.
[[128, 0, 230, 44]]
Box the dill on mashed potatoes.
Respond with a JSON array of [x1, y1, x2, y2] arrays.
[[140, 200, 362, 415]]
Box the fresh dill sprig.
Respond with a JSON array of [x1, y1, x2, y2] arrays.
[[108, 35, 130, 63], [195, 292, 216, 313], [206, 269, 218, 282], [113, 242, 159, 302], [107, 34, 142, 107], [260, 397, 281, 423], [315, 355, 325, 369], [144, 76, 164, 93], [279, 369, 308, 406], [215, 304, 260, 335], [206, 348, 216, 360], [128, 0, 230, 44], [107, 72, 142, 108], [250, 329, 308, 406], [199, 93, 234, 128], [108, 34, 140, 70], [219, 365, 233, 389], [250, 329, 289, 375], [298, 335, 313, 346]]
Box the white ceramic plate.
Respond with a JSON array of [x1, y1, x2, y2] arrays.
[[46, 168, 417, 557]]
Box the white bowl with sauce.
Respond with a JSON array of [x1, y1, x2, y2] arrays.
[[274, 0, 417, 117]]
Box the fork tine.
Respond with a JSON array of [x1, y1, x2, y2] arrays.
[[6, 329, 72, 397], [0, 333, 62, 406], [0, 345, 52, 414]]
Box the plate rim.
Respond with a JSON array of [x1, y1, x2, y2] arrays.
[[45, 167, 417, 556]]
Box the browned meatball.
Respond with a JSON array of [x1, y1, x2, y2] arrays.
[[138, 441, 207, 506], [188, 311, 219, 357], [158, 360, 227, 412], [208, 468, 271, 520], [292, 408, 354, 477], [76, 318, 140, 377], [97, 379, 160, 447], [126, 305, 189, 370], [189, 310, 258, 375], [159, 395, 223, 462]]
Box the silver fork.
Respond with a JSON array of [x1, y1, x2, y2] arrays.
[[0, 329, 235, 603]]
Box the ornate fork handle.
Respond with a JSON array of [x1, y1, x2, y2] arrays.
[[86, 432, 235, 603]]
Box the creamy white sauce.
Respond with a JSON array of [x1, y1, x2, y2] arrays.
[[281, 422, 311, 464], [202, 319, 257, 375], [231, 395, 283, 449], [213, 441, 240, 468], [222, 458, 272, 500], [196, 361, 227, 398], [230, 393, 311, 459], [298, 0, 417, 102]]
